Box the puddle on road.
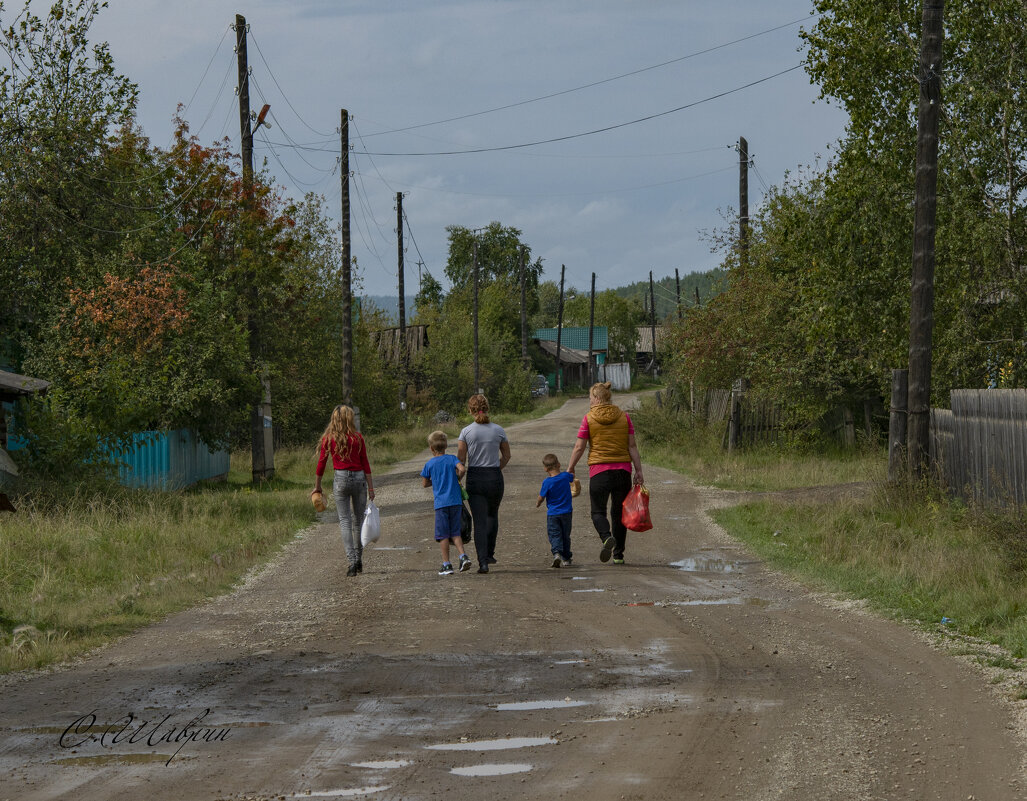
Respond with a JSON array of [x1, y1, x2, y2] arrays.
[[451, 763, 533, 776], [581, 716, 620, 723], [671, 557, 743, 573], [572, 588, 604, 593], [427, 736, 557, 751], [350, 760, 412, 769], [672, 597, 770, 607], [560, 575, 592, 580], [293, 787, 390, 798], [553, 659, 586, 665], [494, 699, 589, 711], [371, 546, 413, 551]]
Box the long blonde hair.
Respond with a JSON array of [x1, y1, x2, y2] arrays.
[[467, 394, 490, 424], [318, 405, 359, 459]]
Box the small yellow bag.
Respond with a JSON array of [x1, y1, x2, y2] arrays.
[[570, 478, 581, 497], [311, 489, 326, 513]]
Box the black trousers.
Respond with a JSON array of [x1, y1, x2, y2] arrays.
[[466, 467, 504, 566], [588, 468, 631, 558]]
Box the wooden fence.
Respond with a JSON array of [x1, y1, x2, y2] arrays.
[[930, 389, 1027, 508]]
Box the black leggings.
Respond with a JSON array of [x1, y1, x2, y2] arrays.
[[466, 467, 504, 566], [588, 469, 631, 558]]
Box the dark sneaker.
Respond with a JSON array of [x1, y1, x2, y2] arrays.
[[438, 563, 454, 575], [477, 564, 489, 574], [551, 555, 562, 569], [346, 564, 358, 577], [355, 560, 363, 574], [613, 558, 625, 565], [599, 537, 615, 563], [487, 557, 497, 565], [458, 555, 472, 572]]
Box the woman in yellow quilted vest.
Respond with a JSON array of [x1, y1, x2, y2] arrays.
[[566, 382, 644, 565]]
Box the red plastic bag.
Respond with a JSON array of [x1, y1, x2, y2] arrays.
[[621, 484, 652, 532]]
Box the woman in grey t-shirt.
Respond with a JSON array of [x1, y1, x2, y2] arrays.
[[457, 394, 511, 573]]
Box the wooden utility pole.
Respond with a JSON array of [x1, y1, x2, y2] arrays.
[[649, 271, 657, 378], [675, 268, 682, 320], [519, 247, 530, 369], [340, 109, 353, 407], [738, 136, 749, 269], [555, 264, 566, 393], [237, 14, 274, 482], [889, 368, 909, 482], [907, 0, 945, 480], [473, 240, 480, 393], [588, 272, 596, 386], [396, 192, 407, 409], [694, 286, 701, 308]]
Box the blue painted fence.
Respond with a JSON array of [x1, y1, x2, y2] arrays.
[[105, 429, 230, 490]]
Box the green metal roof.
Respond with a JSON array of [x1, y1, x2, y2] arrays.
[[533, 326, 608, 351]]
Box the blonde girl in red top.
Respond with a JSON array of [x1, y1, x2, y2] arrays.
[[314, 405, 375, 577]]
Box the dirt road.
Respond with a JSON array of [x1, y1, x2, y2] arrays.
[[2, 396, 1024, 800]]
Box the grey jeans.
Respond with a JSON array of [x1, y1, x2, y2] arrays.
[[332, 469, 367, 566]]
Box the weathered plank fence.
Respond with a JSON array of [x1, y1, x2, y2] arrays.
[[930, 389, 1027, 508]]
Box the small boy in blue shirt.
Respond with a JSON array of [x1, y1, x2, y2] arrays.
[[421, 430, 471, 575], [536, 452, 574, 568]]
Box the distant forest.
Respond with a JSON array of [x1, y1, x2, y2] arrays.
[[614, 268, 727, 322], [364, 267, 726, 325]]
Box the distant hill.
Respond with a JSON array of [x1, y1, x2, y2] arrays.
[[361, 295, 417, 325], [615, 267, 726, 321]]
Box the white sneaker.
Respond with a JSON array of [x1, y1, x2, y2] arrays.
[[551, 555, 562, 568], [561, 557, 573, 567]]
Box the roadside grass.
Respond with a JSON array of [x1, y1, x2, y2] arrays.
[[632, 399, 1027, 662], [633, 402, 883, 491], [712, 489, 1027, 658], [0, 396, 564, 674]]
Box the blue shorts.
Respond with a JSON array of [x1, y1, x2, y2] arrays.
[[434, 505, 462, 541]]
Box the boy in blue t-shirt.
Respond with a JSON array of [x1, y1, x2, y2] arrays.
[[421, 430, 471, 575], [536, 453, 574, 568]]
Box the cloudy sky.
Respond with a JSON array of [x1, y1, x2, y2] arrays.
[[81, 0, 849, 298]]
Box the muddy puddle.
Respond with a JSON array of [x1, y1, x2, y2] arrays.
[[572, 588, 604, 593], [350, 760, 412, 769], [494, 699, 589, 711], [451, 763, 533, 776], [672, 597, 770, 607], [671, 556, 748, 573], [292, 787, 390, 798], [427, 736, 557, 751]]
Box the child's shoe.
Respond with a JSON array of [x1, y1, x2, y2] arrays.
[[458, 554, 472, 572], [438, 562, 454, 575], [551, 555, 562, 569]]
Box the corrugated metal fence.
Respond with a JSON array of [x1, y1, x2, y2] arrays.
[[105, 429, 230, 490], [930, 389, 1027, 508]]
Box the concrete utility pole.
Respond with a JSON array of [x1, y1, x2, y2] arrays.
[[649, 271, 657, 378], [588, 272, 596, 385], [738, 136, 749, 269], [396, 192, 407, 409], [555, 264, 566, 393], [675, 268, 682, 320], [907, 0, 945, 480], [340, 109, 353, 408], [519, 246, 529, 369], [237, 13, 274, 482], [473, 240, 480, 393]]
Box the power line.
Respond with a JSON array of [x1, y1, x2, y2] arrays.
[[401, 208, 429, 276], [356, 65, 803, 156], [248, 28, 334, 138], [361, 14, 816, 138]]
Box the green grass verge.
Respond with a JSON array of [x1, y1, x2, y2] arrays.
[[712, 491, 1027, 657], [0, 396, 565, 674], [633, 396, 1027, 661]]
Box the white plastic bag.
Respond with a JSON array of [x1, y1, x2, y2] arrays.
[[360, 500, 381, 546]]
